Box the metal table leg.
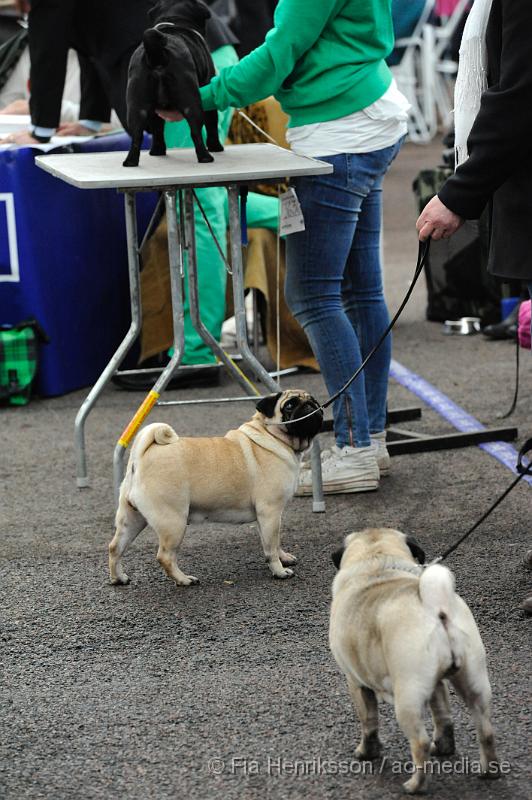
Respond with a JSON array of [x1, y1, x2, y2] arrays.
[[310, 438, 325, 512], [226, 185, 279, 392], [74, 191, 142, 488], [112, 190, 186, 501], [182, 189, 261, 397], [227, 184, 325, 511]]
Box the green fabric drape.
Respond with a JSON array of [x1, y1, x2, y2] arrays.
[[164, 45, 279, 364]]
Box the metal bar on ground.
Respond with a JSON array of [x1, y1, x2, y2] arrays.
[[386, 407, 423, 424], [387, 427, 518, 456], [320, 406, 422, 434], [157, 395, 269, 407]]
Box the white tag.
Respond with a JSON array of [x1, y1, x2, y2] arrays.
[[279, 188, 305, 236]]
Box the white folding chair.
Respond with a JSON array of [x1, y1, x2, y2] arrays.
[[391, 0, 438, 143], [423, 0, 470, 129]]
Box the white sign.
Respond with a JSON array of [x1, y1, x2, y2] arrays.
[[279, 188, 305, 236], [0, 193, 19, 283]]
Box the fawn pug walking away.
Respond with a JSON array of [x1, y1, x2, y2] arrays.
[[330, 528, 500, 794], [109, 390, 323, 587]]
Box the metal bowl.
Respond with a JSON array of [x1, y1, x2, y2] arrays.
[[443, 317, 481, 335]]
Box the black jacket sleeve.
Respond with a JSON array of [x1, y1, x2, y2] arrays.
[[438, 0, 532, 219]]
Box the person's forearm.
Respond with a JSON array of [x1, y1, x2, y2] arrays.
[[200, 0, 337, 111]]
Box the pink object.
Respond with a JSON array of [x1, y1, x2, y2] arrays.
[[436, 0, 464, 15], [518, 300, 531, 350]]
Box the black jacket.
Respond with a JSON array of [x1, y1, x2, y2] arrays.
[[231, 0, 277, 57], [438, 0, 532, 280]]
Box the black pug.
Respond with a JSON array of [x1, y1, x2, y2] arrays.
[[123, 0, 224, 167]]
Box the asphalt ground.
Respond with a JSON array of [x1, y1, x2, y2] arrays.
[[1, 141, 531, 799]]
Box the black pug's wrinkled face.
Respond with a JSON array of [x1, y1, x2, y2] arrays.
[[148, 0, 211, 25], [256, 391, 323, 441]]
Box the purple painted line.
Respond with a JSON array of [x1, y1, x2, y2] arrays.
[[390, 359, 532, 486]]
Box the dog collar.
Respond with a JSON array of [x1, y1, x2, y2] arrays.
[[152, 22, 208, 46], [342, 558, 423, 579], [152, 22, 177, 31]]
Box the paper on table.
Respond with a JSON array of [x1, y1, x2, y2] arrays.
[[0, 121, 95, 152], [0, 114, 32, 134], [0, 137, 94, 152], [0, 116, 125, 150]]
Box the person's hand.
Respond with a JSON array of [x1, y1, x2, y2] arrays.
[[14, 0, 31, 15], [0, 99, 30, 115], [0, 129, 40, 145], [416, 195, 464, 241], [156, 108, 184, 122], [56, 122, 97, 136]]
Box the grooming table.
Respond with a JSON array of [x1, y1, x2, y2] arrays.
[[36, 143, 332, 505]]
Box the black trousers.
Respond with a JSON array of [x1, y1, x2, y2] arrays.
[[28, 0, 77, 128], [29, 0, 110, 127]]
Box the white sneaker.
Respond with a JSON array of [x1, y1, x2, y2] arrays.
[[371, 431, 390, 476], [295, 443, 380, 495]]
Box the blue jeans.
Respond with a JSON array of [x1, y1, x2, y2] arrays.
[[285, 140, 403, 448]]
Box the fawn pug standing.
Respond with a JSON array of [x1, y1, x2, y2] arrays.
[[109, 390, 323, 587], [330, 528, 500, 794]]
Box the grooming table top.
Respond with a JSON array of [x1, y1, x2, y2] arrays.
[[35, 143, 333, 190]]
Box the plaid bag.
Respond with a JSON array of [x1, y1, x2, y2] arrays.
[[0, 320, 49, 406]]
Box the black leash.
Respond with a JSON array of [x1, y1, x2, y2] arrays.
[[278, 238, 431, 427], [499, 333, 520, 419], [435, 437, 532, 562], [260, 225, 531, 562]]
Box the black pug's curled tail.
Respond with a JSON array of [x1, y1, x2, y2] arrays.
[[143, 28, 168, 68]]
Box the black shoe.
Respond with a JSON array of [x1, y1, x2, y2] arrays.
[[112, 363, 221, 391], [482, 305, 519, 340], [482, 322, 518, 341]]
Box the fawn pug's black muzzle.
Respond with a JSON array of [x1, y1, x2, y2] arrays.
[[282, 398, 323, 439]]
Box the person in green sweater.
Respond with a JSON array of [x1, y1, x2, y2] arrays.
[[161, 0, 409, 492]]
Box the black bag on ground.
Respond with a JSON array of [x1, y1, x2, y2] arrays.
[[413, 168, 501, 325]]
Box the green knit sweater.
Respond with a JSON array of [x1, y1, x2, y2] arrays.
[[200, 0, 394, 127]]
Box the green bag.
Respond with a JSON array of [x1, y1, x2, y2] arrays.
[[0, 320, 49, 406]]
